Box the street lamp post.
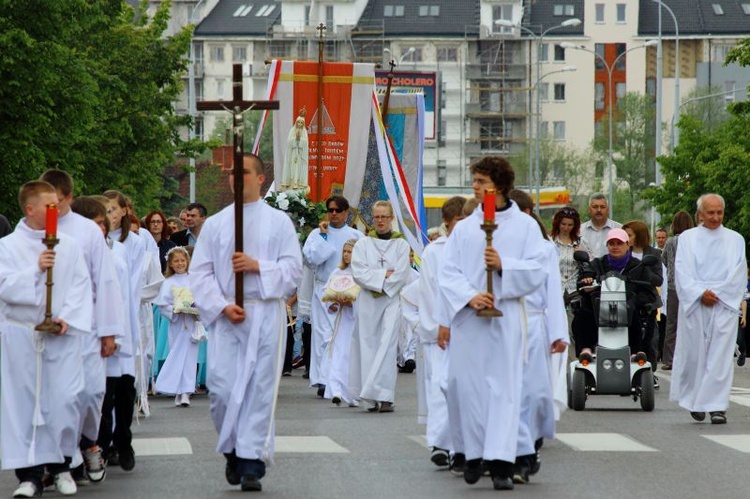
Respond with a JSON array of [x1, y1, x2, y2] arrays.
[[652, 0, 680, 151], [399, 46, 416, 65], [561, 40, 658, 219], [495, 18, 581, 213], [188, 0, 206, 204]]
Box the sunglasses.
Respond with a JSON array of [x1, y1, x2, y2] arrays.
[[327, 207, 345, 214], [560, 208, 578, 217]]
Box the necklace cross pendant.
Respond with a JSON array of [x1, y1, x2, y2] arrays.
[[379, 256, 386, 267]]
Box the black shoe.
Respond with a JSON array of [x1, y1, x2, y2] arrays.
[[690, 411, 706, 422], [710, 411, 727, 424], [492, 476, 514, 490], [529, 453, 541, 475], [450, 453, 466, 477], [105, 446, 119, 467], [302, 370, 309, 380], [463, 459, 483, 485], [225, 452, 240, 485], [316, 385, 325, 398], [240, 474, 262, 492], [282, 371, 292, 377], [739, 354, 746, 367], [401, 359, 416, 373], [291, 356, 304, 369], [512, 464, 530, 484], [430, 447, 449, 467], [118, 445, 135, 471]]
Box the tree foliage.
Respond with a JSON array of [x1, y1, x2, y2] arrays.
[[0, 0, 193, 222]]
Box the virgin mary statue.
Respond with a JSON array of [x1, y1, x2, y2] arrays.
[[281, 108, 309, 192]]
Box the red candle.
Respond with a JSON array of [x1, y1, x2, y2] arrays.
[[483, 189, 496, 221], [45, 203, 59, 237]]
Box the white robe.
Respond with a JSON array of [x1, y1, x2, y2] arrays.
[[350, 235, 411, 405], [136, 250, 164, 416], [670, 225, 747, 412], [0, 221, 92, 469], [191, 200, 302, 461], [58, 211, 123, 442], [302, 225, 363, 387], [398, 268, 420, 366], [517, 240, 568, 457], [322, 268, 358, 405], [438, 204, 547, 463], [417, 236, 452, 451], [154, 273, 200, 395], [106, 240, 135, 378]]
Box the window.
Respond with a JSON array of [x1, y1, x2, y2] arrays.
[[646, 77, 656, 98], [305, 6, 311, 25], [540, 121, 549, 139], [725, 81, 736, 102], [712, 44, 734, 61], [437, 46, 458, 62], [594, 44, 605, 70], [194, 118, 204, 141], [395, 5, 404, 16], [194, 80, 203, 102], [743, 4, 750, 15], [539, 43, 549, 62], [233, 46, 247, 62], [209, 45, 224, 62], [615, 82, 626, 99], [615, 43, 626, 70], [712, 4, 724, 15], [193, 43, 204, 64], [384, 5, 394, 16], [554, 44, 565, 62], [595, 3, 605, 22], [269, 41, 290, 58], [401, 47, 422, 62], [326, 5, 334, 29], [553, 4, 575, 16], [554, 83, 566, 101], [216, 79, 225, 100], [539, 82, 549, 101], [553, 121, 566, 140], [430, 5, 440, 15], [616, 4, 626, 23], [492, 4, 513, 33], [595, 82, 605, 110], [419, 5, 429, 16]]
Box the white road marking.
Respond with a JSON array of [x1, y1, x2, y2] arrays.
[[132, 437, 193, 456], [275, 436, 349, 453], [408, 435, 429, 448], [556, 433, 658, 452], [702, 435, 750, 453]]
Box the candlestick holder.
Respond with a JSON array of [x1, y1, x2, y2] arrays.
[[478, 221, 503, 318], [35, 234, 62, 335]]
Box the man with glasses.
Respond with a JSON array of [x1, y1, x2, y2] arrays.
[[302, 196, 363, 396], [581, 193, 621, 258], [350, 200, 411, 413]]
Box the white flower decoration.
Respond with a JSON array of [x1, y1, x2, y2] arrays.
[[277, 192, 288, 201], [278, 198, 290, 211], [298, 217, 306, 226], [298, 198, 307, 206]]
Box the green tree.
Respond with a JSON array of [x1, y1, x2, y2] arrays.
[[0, 0, 194, 222], [210, 111, 275, 162]]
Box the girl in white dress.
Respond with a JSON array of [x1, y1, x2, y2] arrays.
[[323, 239, 360, 406], [154, 247, 202, 407]]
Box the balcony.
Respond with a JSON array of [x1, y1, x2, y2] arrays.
[[465, 63, 526, 80], [465, 102, 528, 119]]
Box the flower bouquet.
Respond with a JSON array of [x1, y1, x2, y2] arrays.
[[265, 190, 327, 243]]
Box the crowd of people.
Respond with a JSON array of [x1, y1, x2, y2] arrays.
[[0, 154, 747, 496]]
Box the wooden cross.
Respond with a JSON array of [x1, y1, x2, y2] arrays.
[[381, 59, 397, 121], [196, 63, 279, 308], [315, 23, 327, 202]]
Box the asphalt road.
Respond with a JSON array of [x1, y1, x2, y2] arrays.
[[4, 362, 750, 498]]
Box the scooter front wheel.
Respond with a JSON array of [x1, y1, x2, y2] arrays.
[[639, 370, 655, 412], [571, 369, 587, 411]]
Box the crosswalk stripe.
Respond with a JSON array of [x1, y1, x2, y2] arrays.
[[556, 433, 658, 452], [132, 437, 193, 456], [275, 436, 349, 453], [702, 435, 750, 453]]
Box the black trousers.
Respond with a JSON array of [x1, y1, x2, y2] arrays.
[[572, 306, 656, 360], [283, 319, 296, 373], [302, 321, 311, 370], [98, 375, 135, 453]]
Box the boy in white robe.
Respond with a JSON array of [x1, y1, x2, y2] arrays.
[[670, 194, 747, 424], [302, 195, 362, 394], [418, 196, 466, 467], [191, 154, 302, 492], [0, 181, 93, 498], [350, 200, 411, 413], [42, 171, 123, 485], [438, 157, 547, 490]]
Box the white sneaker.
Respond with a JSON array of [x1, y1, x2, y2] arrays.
[[12, 481, 40, 498], [54, 472, 77, 496], [180, 393, 191, 407], [82, 446, 106, 483], [175, 394, 181, 406]]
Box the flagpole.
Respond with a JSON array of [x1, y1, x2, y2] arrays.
[[316, 23, 326, 202]]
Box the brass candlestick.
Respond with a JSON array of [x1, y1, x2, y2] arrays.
[[35, 235, 62, 335], [478, 221, 503, 317]]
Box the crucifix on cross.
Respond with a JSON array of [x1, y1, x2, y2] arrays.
[[196, 63, 279, 308]]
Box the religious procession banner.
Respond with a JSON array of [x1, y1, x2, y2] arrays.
[[376, 92, 427, 245], [254, 60, 425, 255]]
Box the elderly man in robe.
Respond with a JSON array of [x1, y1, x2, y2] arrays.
[[670, 193, 746, 425], [191, 154, 302, 492], [438, 156, 547, 491], [350, 200, 411, 413], [302, 195, 363, 396]]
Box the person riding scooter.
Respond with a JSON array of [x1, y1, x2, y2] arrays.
[[573, 228, 663, 364]]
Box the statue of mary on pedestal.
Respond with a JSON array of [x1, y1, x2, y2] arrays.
[[281, 108, 309, 192]]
